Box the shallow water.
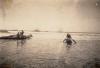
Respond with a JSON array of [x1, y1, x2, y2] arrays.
[[0, 32, 100, 68]]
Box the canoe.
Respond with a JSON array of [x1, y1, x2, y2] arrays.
[[0, 34, 32, 40]]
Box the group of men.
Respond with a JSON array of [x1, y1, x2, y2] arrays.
[[17, 30, 24, 38]]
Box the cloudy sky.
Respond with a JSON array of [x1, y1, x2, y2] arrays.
[[0, 0, 100, 32]]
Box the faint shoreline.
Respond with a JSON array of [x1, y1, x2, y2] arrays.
[[0, 29, 100, 34]]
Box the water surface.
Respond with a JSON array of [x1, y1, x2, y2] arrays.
[[0, 32, 100, 68]]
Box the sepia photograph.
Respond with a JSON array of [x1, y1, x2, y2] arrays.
[[0, 0, 100, 68]]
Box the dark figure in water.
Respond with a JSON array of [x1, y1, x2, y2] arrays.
[[63, 33, 76, 45]]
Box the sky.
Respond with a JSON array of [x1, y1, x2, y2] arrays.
[[0, 0, 100, 32]]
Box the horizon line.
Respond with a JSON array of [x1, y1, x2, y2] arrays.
[[0, 29, 100, 34]]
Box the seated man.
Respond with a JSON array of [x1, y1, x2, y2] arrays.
[[17, 32, 20, 38], [20, 30, 24, 37]]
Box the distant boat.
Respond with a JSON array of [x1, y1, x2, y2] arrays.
[[0, 34, 32, 40]]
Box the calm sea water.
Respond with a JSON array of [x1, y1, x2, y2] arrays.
[[0, 32, 100, 68]]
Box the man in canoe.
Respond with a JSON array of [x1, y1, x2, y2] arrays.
[[17, 32, 20, 38], [20, 30, 24, 37], [63, 33, 76, 45]]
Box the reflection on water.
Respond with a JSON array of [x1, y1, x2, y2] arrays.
[[0, 32, 100, 68], [17, 40, 26, 47]]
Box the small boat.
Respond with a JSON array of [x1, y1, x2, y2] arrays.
[[0, 34, 32, 40]]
